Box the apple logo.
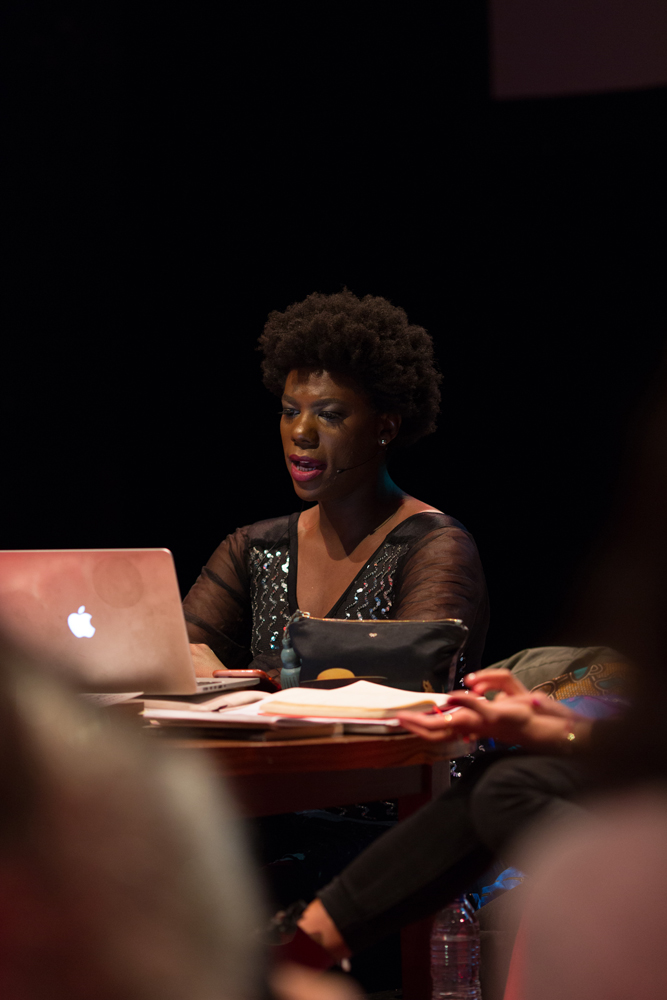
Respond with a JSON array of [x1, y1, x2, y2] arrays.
[[67, 606, 96, 638]]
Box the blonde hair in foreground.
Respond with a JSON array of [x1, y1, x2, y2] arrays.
[[0, 649, 265, 1000]]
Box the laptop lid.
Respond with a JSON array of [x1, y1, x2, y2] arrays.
[[0, 548, 201, 694]]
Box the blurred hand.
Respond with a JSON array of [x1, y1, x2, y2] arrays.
[[396, 669, 591, 751], [189, 643, 227, 677], [463, 669, 580, 721], [463, 668, 530, 699]]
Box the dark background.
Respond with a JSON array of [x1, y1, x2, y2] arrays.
[[4, 3, 665, 666]]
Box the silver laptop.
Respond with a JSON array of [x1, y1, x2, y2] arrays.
[[0, 548, 242, 695]]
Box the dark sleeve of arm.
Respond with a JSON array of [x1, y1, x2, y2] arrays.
[[392, 526, 490, 673], [182, 528, 254, 669]]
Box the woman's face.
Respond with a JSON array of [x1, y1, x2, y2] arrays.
[[280, 368, 398, 501]]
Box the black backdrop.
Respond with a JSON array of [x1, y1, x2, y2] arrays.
[[5, 3, 665, 665]]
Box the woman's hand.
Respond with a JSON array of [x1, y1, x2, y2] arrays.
[[463, 668, 530, 699], [189, 643, 227, 677], [396, 669, 592, 752]]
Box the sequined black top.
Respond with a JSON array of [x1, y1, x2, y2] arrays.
[[183, 511, 489, 682]]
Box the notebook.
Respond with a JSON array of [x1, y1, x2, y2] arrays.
[[257, 679, 451, 718], [0, 548, 239, 695]]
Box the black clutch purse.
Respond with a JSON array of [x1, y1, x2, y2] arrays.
[[280, 611, 469, 693]]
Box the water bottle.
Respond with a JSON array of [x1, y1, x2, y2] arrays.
[[430, 895, 482, 999]]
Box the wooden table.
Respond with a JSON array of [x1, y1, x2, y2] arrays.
[[165, 730, 467, 999]]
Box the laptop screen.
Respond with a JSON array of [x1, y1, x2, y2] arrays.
[[0, 548, 199, 694]]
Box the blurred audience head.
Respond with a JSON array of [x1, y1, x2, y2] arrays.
[[514, 788, 667, 1000], [506, 347, 667, 999], [563, 349, 667, 777], [0, 647, 265, 1000]]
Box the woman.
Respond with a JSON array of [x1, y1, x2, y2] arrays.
[[183, 289, 489, 683], [290, 667, 600, 967]]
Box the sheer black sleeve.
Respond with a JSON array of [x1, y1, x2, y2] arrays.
[[182, 527, 254, 669], [391, 520, 490, 673]]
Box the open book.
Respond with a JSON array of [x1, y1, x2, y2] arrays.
[[258, 680, 450, 719]]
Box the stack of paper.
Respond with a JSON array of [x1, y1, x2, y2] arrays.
[[258, 680, 449, 719], [143, 694, 340, 739], [139, 680, 452, 739]]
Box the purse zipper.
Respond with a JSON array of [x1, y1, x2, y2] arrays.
[[290, 613, 464, 626]]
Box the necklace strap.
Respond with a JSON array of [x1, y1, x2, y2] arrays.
[[368, 506, 401, 536]]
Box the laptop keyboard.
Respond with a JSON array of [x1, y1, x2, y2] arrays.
[[195, 676, 260, 693]]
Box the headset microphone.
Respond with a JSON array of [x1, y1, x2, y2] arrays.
[[335, 448, 383, 475]]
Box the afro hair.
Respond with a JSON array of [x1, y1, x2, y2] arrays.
[[258, 289, 441, 447]]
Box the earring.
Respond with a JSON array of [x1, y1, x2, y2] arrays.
[[379, 438, 387, 446]]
